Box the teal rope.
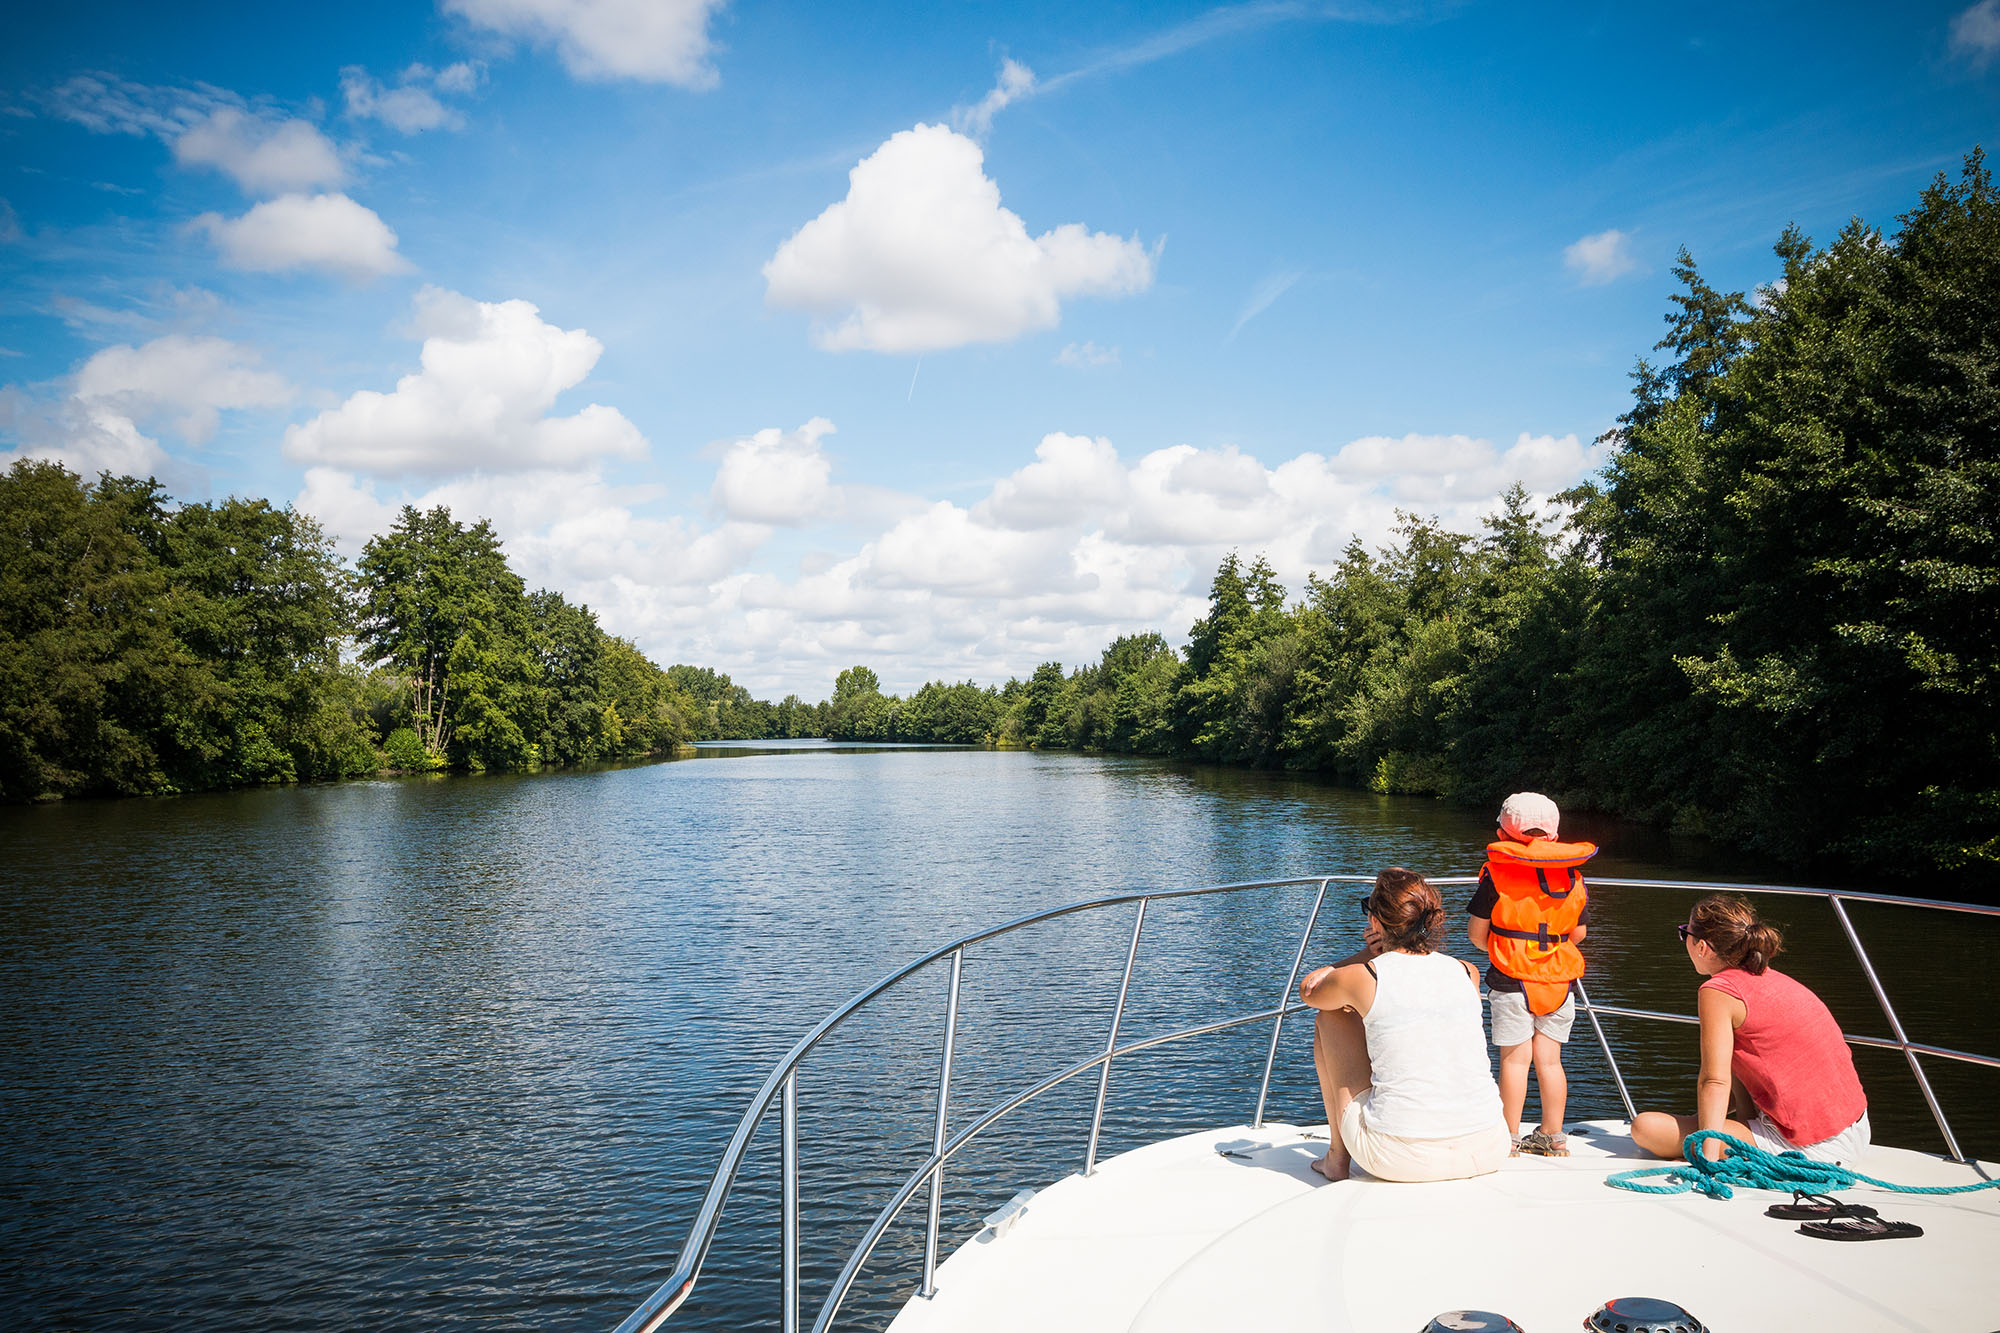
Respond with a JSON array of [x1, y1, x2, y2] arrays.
[[1605, 1131, 2000, 1200]]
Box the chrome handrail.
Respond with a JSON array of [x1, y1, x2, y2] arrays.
[[613, 875, 2000, 1333]]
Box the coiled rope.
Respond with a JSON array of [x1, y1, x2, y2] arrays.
[[1605, 1131, 2000, 1200]]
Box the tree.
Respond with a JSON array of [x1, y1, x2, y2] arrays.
[[355, 506, 540, 769], [0, 463, 193, 798], [158, 496, 374, 785]]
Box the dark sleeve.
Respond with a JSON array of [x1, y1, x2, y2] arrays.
[[1466, 866, 1497, 919]]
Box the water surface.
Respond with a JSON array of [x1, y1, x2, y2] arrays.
[[4, 748, 1994, 1331]]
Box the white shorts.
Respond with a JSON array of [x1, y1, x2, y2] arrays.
[[1488, 987, 1576, 1046], [1340, 1090, 1511, 1182], [1748, 1110, 1871, 1165]]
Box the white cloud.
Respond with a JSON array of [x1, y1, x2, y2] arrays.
[[953, 58, 1037, 137], [341, 63, 480, 134], [975, 432, 1129, 530], [1952, 0, 2000, 66], [0, 333, 292, 480], [711, 417, 837, 524], [195, 193, 411, 279], [279, 414, 1610, 700], [1564, 228, 1639, 286], [444, 0, 727, 87], [0, 198, 20, 244], [0, 390, 172, 478], [763, 124, 1155, 354], [1228, 269, 1304, 341], [283, 286, 646, 477], [1055, 341, 1119, 368], [45, 73, 234, 139], [173, 108, 347, 195], [73, 335, 292, 442]]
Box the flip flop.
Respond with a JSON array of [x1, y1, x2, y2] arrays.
[[1797, 1216, 1924, 1241], [1765, 1192, 1879, 1221]]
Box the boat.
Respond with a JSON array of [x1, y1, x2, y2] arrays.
[[612, 876, 2000, 1332]]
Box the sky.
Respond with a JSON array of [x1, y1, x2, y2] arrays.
[[3, 1, 1997, 699]]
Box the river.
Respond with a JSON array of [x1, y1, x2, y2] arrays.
[[4, 746, 1995, 1331]]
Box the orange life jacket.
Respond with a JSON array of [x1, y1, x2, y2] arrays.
[[1482, 838, 1598, 1016]]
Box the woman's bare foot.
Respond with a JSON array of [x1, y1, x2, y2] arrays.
[[1310, 1153, 1349, 1182]]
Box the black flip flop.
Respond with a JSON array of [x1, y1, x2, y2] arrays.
[[1797, 1216, 1924, 1241], [1765, 1192, 1879, 1221]]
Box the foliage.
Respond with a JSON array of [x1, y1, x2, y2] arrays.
[[3, 156, 1992, 888], [1, 477, 700, 799]]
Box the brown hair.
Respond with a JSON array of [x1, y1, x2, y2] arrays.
[[1365, 867, 1445, 954], [1688, 894, 1784, 975]]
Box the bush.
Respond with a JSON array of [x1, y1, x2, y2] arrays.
[[381, 728, 443, 772]]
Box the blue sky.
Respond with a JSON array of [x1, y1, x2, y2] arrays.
[[4, 1, 1996, 697]]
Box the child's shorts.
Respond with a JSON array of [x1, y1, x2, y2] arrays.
[[1489, 987, 1575, 1046]]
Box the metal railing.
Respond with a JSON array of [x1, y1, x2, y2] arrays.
[[613, 876, 2000, 1333]]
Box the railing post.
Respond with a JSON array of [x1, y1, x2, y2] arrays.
[[919, 949, 963, 1298], [1571, 978, 1636, 1124], [1086, 898, 1148, 1176], [1828, 896, 1966, 1162], [782, 1071, 799, 1333], [1253, 878, 1330, 1129]]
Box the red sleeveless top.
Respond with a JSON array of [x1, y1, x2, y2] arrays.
[[1701, 966, 1867, 1146]]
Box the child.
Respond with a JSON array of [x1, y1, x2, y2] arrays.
[[1465, 792, 1598, 1156]]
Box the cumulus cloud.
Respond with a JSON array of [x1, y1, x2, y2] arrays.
[[340, 63, 481, 134], [1952, 0, 2000, 66], [0, 333, 292, 479], [73, 335, 292, 442], [48, 77, 350, 200], [173, 108, 347, 194], [953, 58, 1037, 137], [976, 432, 1129, 530], [711, 417, 837, 524], [280, 410, 1610, 700], [763, 124, 1155, 354], [444, 0, 727, 87], [195, 193, 411, 279], [1564, 228, 1639, 286], [283, 286, 645, 477]]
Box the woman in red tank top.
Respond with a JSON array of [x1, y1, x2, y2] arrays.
[[1631, 895, 1869, 1164]]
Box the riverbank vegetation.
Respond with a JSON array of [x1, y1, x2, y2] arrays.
[[2, 157, 1992, 883], [804, 157, 2000, 884], [0, 478, 709, 797]]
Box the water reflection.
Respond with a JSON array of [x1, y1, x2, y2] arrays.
[[1, 752, 1993, 1333]]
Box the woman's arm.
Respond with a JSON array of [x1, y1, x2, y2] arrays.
[[1300, 957, 1375, 1012], [1694, 985, 1746, 1160]]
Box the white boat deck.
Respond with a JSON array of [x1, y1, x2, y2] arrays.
[[886, 1121, 2000, 1333]]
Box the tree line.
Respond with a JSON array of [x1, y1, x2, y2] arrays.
[[818, 156, 1999, 886], [2, 156, 1991, 884], [0, 479, 715, 797]]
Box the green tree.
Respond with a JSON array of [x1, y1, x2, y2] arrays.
[[531, 589, 608, 765], [158, 496, 374, 785], [355, 506, 540, 770], [0, 463, 194, 798]]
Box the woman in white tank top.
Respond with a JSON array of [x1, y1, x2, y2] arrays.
[[1299, 868, 1510, 1182]]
